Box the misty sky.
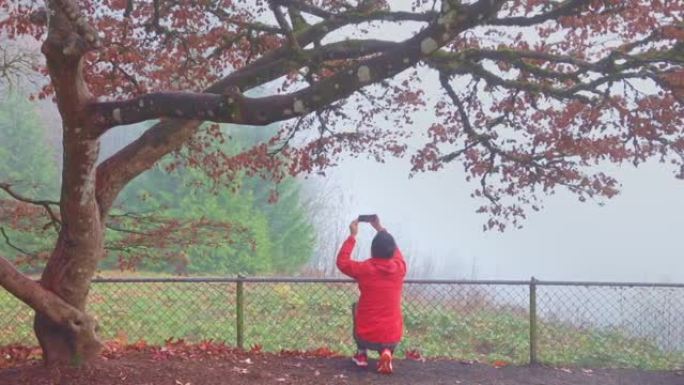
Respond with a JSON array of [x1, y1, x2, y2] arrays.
[[320, 156, 684, 282]]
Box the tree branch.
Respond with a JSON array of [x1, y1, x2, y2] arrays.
[[0, 254, 96, 332], [490, 0, 592, 27], [269, 1, 301, 51], [204, 8, 436, 93], [209, 8, 283, 34], [89, 39, 402, 130], [273, 0, 335, 19], [93, 0, 511, 214], [0, 227, 39, 258], [0, 183, 61, 227]]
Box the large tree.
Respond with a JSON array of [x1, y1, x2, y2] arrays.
[[0, 0, 682, 366]]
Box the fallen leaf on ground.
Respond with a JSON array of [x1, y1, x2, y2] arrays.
[[405, 349, 426, 362], [492, 360, 510, 368]]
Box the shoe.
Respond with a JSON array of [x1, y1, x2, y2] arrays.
[[377, 349, 393, 374], [352, 351, 368, 367]]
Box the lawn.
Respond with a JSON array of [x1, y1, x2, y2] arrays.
[[1, 276, 682, 370]]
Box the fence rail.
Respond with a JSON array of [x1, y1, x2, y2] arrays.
[[2, 277, 683, 370]]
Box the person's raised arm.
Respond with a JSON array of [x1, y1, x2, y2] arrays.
[[336, 220, 363, 278], [372, 216, 406, 274], [370, 215, 385, 233]]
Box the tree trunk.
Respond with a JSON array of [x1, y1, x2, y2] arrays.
[[0, 241, 103, 366], [33, 312, 101, 366], [11, 125, 107, 366], [23, 0, 109, 366], [33, 231, 104, 366], [30, 130, 107, 366]]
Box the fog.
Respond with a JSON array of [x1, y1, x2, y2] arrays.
[[96, 120, 684, 283], [312, 157, 684, 282]]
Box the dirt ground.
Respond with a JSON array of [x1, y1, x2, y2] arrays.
[[1, 349, 682, 385]]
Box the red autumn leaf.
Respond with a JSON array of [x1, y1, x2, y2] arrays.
[[492, 360, 510, 368], [661, 26, 684, 41], [405, 349, 426, 362]]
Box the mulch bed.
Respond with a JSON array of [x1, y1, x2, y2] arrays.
[[1, 343, 682, 385]]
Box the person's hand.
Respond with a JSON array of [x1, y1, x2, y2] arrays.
[[370, 215, 385, 232], [349, 219, 359, 237]]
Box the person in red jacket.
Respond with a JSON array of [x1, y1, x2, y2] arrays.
[[336, 216, 406, 374]]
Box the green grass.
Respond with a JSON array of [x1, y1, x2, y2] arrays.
[[1, 280, 682, 370]]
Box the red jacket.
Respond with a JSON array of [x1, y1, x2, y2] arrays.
[[336, 235, 406, 344]]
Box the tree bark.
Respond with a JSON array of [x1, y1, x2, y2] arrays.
[[31, 104, 107, 365], [34, 231, 104, 366], [29, 127, 106, 366], [0, 245, 102, 366], [23, 0, 107, 366]]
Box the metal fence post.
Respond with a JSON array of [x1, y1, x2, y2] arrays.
[[236, 274, 245, 349], [529, 276, 538, 365]]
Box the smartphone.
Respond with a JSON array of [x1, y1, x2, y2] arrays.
[[358, 214, 378, 223]]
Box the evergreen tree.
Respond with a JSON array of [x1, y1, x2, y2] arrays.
[[110, 123, 314, 275]]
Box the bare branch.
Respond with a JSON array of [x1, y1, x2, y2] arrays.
[[105, 224, 152, 236], [0, 227, 39, 258], [269, 1, 301, 51], [490, 0, 592, 27], [0, 45, 41, 91], [273, 0, 335, 19]]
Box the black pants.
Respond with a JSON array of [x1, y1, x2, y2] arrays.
[[352, 302, 398, 353]]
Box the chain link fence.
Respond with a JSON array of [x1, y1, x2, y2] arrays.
[[1, 277, 683, 369], [535, 281, 684, 369]]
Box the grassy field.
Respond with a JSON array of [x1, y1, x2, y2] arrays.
[[1, 278, 682, 370]]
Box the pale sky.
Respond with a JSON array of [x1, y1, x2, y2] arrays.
[[319, 155, 684, 282]]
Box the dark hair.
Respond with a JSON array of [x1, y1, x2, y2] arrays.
[[371, 231, 396, 259]]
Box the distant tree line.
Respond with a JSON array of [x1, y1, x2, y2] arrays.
[[0, 91, 314, 275]]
